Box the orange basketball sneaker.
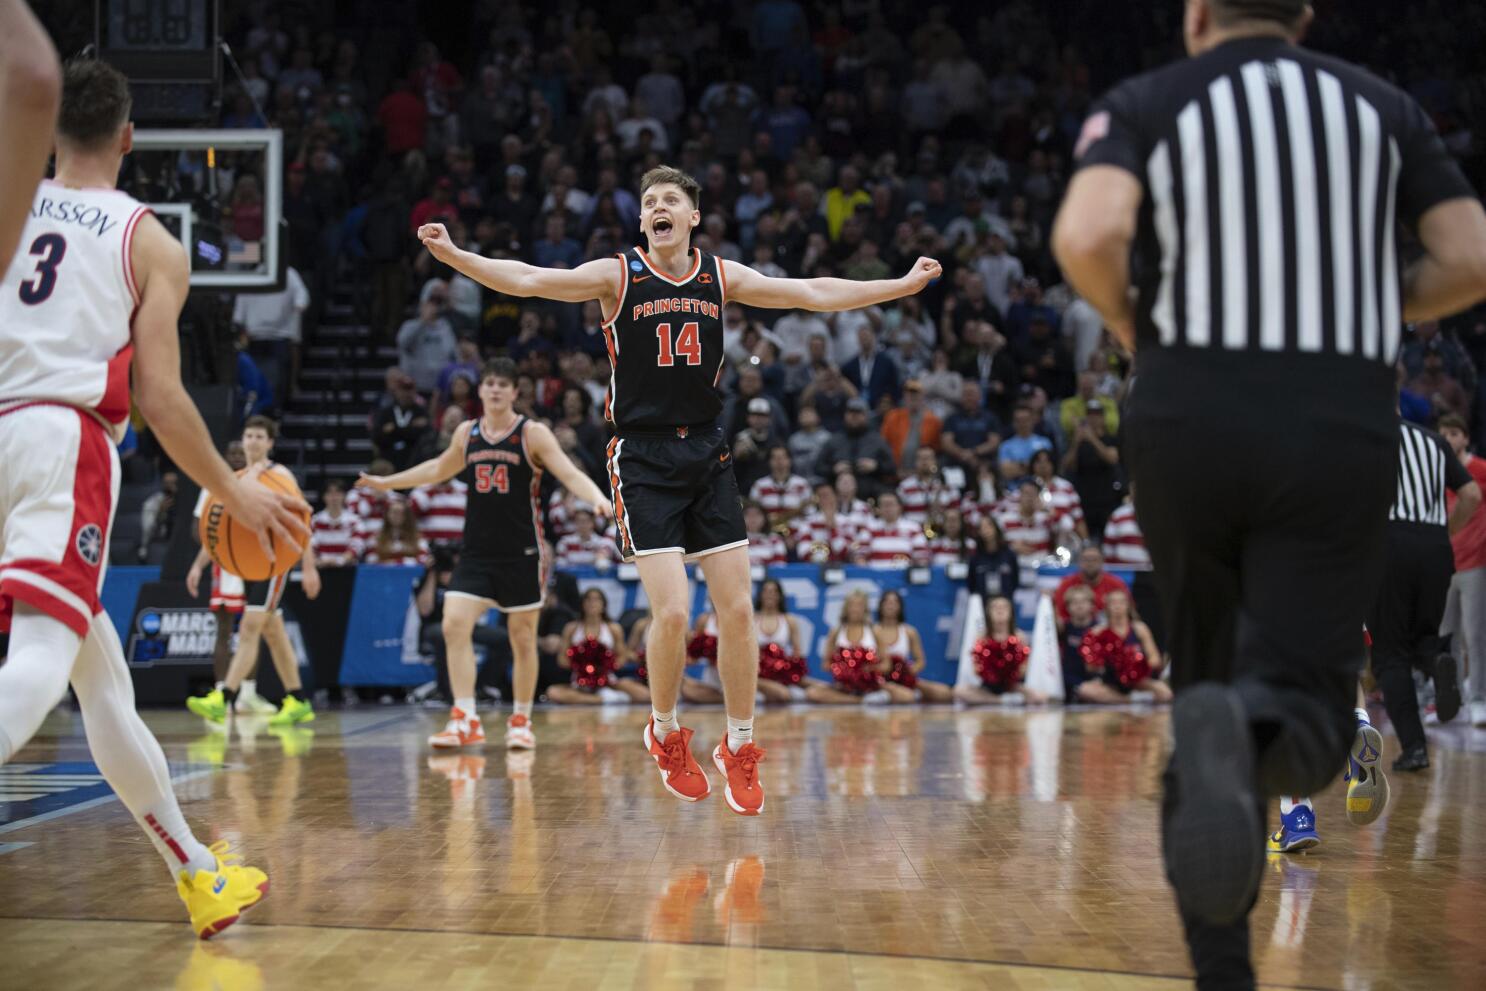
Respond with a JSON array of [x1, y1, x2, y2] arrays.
[[505, 713, 536, 750], [712, 738, 766, 816], [429, 707, 485, 749], [643, 718, 711, 801]]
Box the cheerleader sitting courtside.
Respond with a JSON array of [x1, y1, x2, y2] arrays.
[[680, 609, 726, 704], [548, 588, 650, 704], [874, 590, 954, 702], [954, 596, 1048, 705], [753, 579, 818, 702], [806, 590, 910, 704], [1075, 589, 1172, 703]]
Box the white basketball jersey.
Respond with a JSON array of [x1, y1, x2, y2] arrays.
[[0, 179, 151, 437]]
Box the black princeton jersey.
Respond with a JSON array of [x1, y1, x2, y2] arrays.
[[461, 415, 543, 558], [600, 246, 726, 431]]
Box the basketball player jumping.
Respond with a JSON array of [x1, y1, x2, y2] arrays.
[[418, 165, 940, 815], [357, 357, 614, 751], [187, 416, 322, 727], [0, 59, 308, 938]]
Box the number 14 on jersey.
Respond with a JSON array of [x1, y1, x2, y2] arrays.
[[655, 321, 701, 367]]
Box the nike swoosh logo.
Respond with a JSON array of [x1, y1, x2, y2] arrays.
[[632, 275, 651, 284], [719, 452, 731, 463]]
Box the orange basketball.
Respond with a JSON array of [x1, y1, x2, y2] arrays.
[[198, 468, 311, 581]]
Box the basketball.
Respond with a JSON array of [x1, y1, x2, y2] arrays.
[[198, 468, 310, 581]]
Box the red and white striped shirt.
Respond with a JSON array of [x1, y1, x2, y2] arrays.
[[789, 511, 856, 563], [346, 487, 388, 539], [1040, 476, 1085, 531], [1102, 503, 1151, 570], [896, 475, 963, 524], [856, 517, 928, 569], [927, 534, 974, 567], [547, 490, 598, 540], [310, 509, 362, 565], [362, 536, 430, 566], [555, 531, 621, 568], [410, 480, 468, 546], [749, 473, 813, 519], [840, 498, 874, 535], [995, 507, 1052, 555], [747, 532, 789, 569]]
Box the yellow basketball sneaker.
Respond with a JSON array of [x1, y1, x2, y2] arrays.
[[267, 695, 315, 726], [176, 842, 269, 940], [187, 689, 228, 724]]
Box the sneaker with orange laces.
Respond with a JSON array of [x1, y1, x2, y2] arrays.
[[429, 707, 485, 749], [712, 738, 766, 816], [643, 718, 711, 802], [505, 713, 536, 750]]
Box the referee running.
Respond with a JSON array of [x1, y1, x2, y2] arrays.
[[1054, 1, 1486, 988]]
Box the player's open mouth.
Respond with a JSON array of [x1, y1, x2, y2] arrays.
[[653, 217, 673, 237]]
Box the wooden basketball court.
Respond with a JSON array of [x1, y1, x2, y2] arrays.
[[1, 706, 1482, 989]]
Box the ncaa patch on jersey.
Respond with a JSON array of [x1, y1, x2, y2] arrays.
[[630, 260, 644, 271], [75, 524, 103, 566]]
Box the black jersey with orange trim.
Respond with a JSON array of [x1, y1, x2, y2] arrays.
[[461, 415, 544, 558], [600, 246, 726, 432]]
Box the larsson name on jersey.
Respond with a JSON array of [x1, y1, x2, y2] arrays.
[[631, 297, 721, 321], [30, 196, 121, 238]]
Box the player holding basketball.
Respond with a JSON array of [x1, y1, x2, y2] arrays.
[[357, 357, 613, 751], [187, 416, 322, 726], [0, 58, 308, 938], [417, 165, 940, 815]]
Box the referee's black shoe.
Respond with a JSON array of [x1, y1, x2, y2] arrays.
[[1393, 744, 1430, 772], [1162, 684, 1263, 926], [1434, 654, 1462, 723]]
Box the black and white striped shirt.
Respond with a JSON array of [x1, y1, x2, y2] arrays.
[[1076, 36, 1474, 426], [1389, 419, 1472, 528]]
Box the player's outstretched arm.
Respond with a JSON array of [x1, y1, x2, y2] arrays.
[[524, 421, 615, 520], [357, 421, 472, 492], [722, 256, 942, 313], [418, 222, 619, 307], [0, 0, 60, 275], [131, 217, 309, 559]]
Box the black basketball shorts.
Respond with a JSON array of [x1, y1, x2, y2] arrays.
[[604, 426, 748, 562], [243, 573, 290, 612], [448, 550, 546, 613]]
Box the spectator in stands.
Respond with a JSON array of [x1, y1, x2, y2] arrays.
[[436, 335, 481, 398], [880, 378, 942, 473], [818, 398, 895, 497], [974, 230, 1022, 321], [998, 405, 1053, 478], [898, 448, 960, 526], [941, 381, 1001, 471], [954, 319, 1018, 422], [311, 479, 362, 566], [927, 506, 974, 566], [533, 213, 583, 270], [554, 508, 619, 570], [233, 264, 310, 414], [968, 516, 1019, 600], [397, 295, 458, 395], [433, 372, 478, 425], [558, 386, 606, 472], [1102, 491, 1150, 572], [1029, 448, 1087, 543], [996, 482, 1052, 559], [841, 324, 901, 411], [1400, 321, 1478, 394], [774, 308, 832, 368], [825, 164, 871, 242], [365, 178, 413, 343], [410, 469, 468, 550], [377, 78, 427, 156], [1013, 311, 1074, 400], [372, 372, 432, 471], [744, 501, 788, 569], [1053, 546, 1131, 625], [136, 471, 178, 564], [1060, 370, 1120, 440], [750, 445, 813, 528], [1407, 342, 1473, 422], [731, 397, 784, 494], [234, 327, 275, 419], [917, 347, 963, 420], [348, 457, 394, 539], [363, 495, 429, 565], [409, 177, 459, 234], [791, 482, 855, 563], [854, 491, 927, 569], [798, 361, 858, 433], [1060, 399, 1122, 536], [834, 471, 874, 531], [788, 406, 833, 484]]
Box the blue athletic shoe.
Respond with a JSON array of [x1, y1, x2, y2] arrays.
[[1267, 802, 1321, 853], [1344, 720, 1389, 826]]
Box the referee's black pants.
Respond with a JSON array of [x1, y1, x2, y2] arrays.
[[1367, 524, 1454, 755], [1127, 403, 1395, 991]]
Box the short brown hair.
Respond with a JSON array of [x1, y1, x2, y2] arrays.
[[640, 165, 701, 209], [58, 58, 132, 150], [481, 357, 518, 384], [1438, 414, 1470, 437], [1210, 0, 1308, 28], [243, 415, 278, 440]]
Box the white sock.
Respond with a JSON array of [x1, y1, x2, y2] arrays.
[[513, 700, 532, 719], [0, 606, 81, 765], [454, 697, 477, 717], [214, 681, 226, 692], [1355, 706, 1371, 726], [71, 613, 215, 879], [726, 716, 753, 753], [242, 678, 257, 698], [652, 707, 679, 737], [1279, 796, 1311, 816]]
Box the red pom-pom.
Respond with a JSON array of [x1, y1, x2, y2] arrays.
[[830, 646, 882, 693], [686, 631, 718, 663], [886, 654, 918, 690], [566, 637, 616, 690], [973, 636, 1028, 692], [1111, 640, 1151, 688], [758, 641, 808, 686], [1079, 629, 1124, 674]]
